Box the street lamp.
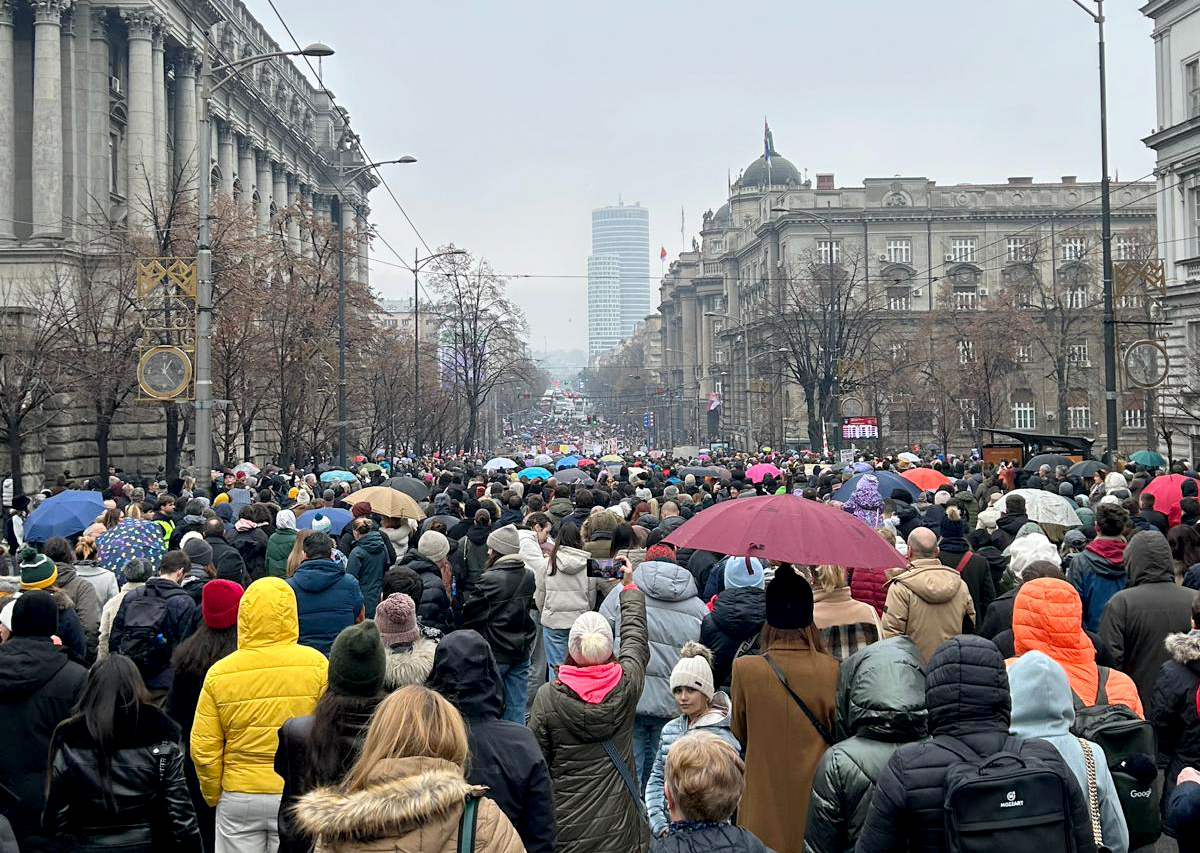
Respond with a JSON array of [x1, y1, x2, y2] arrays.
[[1067, 0, 1119, 458], [394, 248, 467, 458], [195, 38, 335, 493]]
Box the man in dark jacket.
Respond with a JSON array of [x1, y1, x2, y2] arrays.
[[109, 550, 198, 700], [1100, 529, 1198, 708], [991, 493, 1030, 551], [167, 498, 207, 551], [203, 518, 247, 583], [937, 508, 994, 626], [0, 591, 87, 853], [564, 489, 594, 531], [1068, 502, 1129, 633], [429, 629, 555, 853], [286, 532, 364, 655], [546, 486, 574, 534], [1136, 491, 1170, 536], [890, 490, 922, 540], [855, 634, 1096, 853]]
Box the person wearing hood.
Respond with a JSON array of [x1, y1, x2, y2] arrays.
[[181, 536, 215, 607], [1151, 614, 1200, 822], [881, 528, 975, 662], [600, 555, 710, 785], [429, 629, 555, 853], [1100, 529, 1198, 707], [731, 563, 838, 852], [203, 518, 248, 584], [855, 635, 1096, 853], [953, 481, 980, 529], [396, 533, 455, 633], [169, 498, 208, 550], [528, 568, 650, 853], [192, 577, 328, 851], [265, 509, 298, 579], [375, 592, 438, 689], [806, 637, 928, 853], [456, 508, 493, 602], [967, 527, 1009, 599], [547, 485, 575, 534], [286, 531, 365, 655], [40, 537, 103, 663], [1069, 502, 1131, 631], [1007, 578, 1142, 715], [889, 489, 922, 540], [459, 524, 538, 723], [991, 492, 1031, 551], [646, 643, 741, 837], [937, 506, 995, 625], [701, 555, 767, 692], [1008, 650, 1130, 853], [843, 474, 884, 528], [0, 591, 88, 853], [345, 518, 391, 617]]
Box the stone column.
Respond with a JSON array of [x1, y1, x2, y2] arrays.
[[235, 136, 253, 215], [287, 174, 300, 253], [31, 0, 69, 240], [0, 0, 16, 240], [255, 149, 271, 233], [151, 21, 166, 196], [87, 5, 108, 226], [173, 48, 198, 194], [271, 162, 287, 224], [216, 123, 234, 201], [299, 185, 312, 257], [122, 8, 156, 228], [59, 6, 77, 239]]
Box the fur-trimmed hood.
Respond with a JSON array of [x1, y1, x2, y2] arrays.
[[1166, 629, 1200, 664], [383, 636, 438, 690], [294, 756, 483, 844]]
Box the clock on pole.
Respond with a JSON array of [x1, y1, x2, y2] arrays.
[[137, 346, 193, 400], [1122, 339, 1168, 389]]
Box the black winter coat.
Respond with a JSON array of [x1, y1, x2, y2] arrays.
[[428, 630, 556, 853], [0, 636, 87, 853], [345, 529, 390, 618], [651, 822, 773, 853], [991, 511, 1030, 551], [977, 586, 1016, 639], [701, 586, 765, 691], [460, 555, 537, 664], [1151, 629, 1200, 815], [854, 635, 1097, 853], [397, 550, 454, 632], [204, 533, 247, 583], [43, 705, 201, 853], [938, 547, 995, 625], [109, 578, 199, 691], [229, 526, 269, 582]]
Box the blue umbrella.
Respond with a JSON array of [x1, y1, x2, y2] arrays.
[[319, 470, 357, 483], [833, 470, 920, 502], [518, 466, 553, 480], [96, 519, 166, 574], [555, 455, 581, 470], [842, 461, 874, 473], [297, 507, 353, 535], [24, 490, 105, 542]]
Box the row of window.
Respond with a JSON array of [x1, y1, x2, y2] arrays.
[[807, 235, 1140, 266]]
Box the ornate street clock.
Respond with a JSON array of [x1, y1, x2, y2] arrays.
[[1123, 339, 1169, 389], [137, 346, 193, 400]]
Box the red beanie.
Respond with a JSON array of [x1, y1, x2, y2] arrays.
[[646, 543, 677, 563], [202, 579, 243, 629], [351, 501, 373, 518]]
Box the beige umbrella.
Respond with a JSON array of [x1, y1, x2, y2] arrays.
[[347, 486, 426, 520]]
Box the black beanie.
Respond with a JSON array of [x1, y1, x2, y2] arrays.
[[890, 488, 912, 504], [12, 590, 59, 638], [765, 564, 814, 630], [328, 620, 386, 696]]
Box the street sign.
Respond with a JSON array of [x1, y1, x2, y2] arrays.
[[842, 416, 879, 439], [644, 412, 654, 429], [839, 448, 855, 465]]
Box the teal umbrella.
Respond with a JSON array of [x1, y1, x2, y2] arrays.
[[1130, 449, 1166, 468]]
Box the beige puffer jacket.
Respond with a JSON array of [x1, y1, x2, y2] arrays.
[[881, 558, 975, 662]]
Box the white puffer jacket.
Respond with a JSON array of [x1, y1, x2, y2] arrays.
[[520, 530, 594, 629]]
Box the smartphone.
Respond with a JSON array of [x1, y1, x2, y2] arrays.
[[595, 557, 622, 579]]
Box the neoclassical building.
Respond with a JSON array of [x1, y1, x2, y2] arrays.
[[0, 0, 378, 483]]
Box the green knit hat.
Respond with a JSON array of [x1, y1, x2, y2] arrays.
[[19, 546, 58, 590], [328, 620, 386, 696]]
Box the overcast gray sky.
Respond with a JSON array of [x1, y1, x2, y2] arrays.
[[244, 0, 1157, 350]]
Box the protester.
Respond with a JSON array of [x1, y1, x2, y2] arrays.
[[72, 533, 119, 606], [375, 592, 438, 688], [881, 527, 975, 662], [294, 685, 525, 853], [97, 556, 153, 661], [806, 637, 928, 853], [700, 555, 767, 691], [843, 474, 884, 528], [532, 520, 593, 678], [43, 655, 203, 853], [287, 531, 365, 655], [811, 562, 883, 660], [230, 505, 271, 582], [182, 536, 215, 606], [1164, 767, 1200, 849], [937, 506, 995, 622], [396, 529, 455, 632], [991, 493, 1030, 550], [345, 517, 390, 617], [204, 517, 248, 583], [429, 629, 556, 853], [0, 591, 88, 853], [276, 620, 387, 853], [191, 577, 328, 852], [528, 562, 651, 853], [731, 562, 839, 852], [265, 509, 298, 579], [1069, 501, 1130, 633], [38, 538, 102, 663], [1151, 611, 1200, 821]]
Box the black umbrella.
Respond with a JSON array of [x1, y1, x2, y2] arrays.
[[679, 465, 729, 481], [1067, 459, 1106, 478], [386, 475, 430, 501], [555, 468, 595, 485], [420, 514, 460, 533], [1023, 453, 1073, 472]]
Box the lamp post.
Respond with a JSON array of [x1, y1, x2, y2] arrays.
[[749, 347, 789, 449], [1067, 0, 1118, 458], [195, 38, 334, 494], [394, 249, 466, 458]]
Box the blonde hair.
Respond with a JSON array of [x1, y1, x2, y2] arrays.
[[75, 534, 98, 561], [665, 731, 745, 822], [814, 564, 847, 592], [125, 503, 143, 520], [286, 529, 312, 577], [945, 505, 962, 523], [340, 685, 469, 793]]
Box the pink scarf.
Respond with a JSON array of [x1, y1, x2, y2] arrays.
[[557, 662, 624, 703]]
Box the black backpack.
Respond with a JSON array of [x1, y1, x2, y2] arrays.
[[116, 585, 176, 678], [1070, 666, 1162, 849], [939, 734, 1079, 853]]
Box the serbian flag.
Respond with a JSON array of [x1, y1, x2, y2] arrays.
[[660, 246, 668, 261]]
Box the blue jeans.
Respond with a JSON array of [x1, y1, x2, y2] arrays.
[[633, 714, 671, 789], [543, 626, 571, 680], [496, 656, 531, 723]]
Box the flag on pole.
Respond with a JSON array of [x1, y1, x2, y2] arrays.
[[660, 246, 668, 261], [764, 117, 773, 163]]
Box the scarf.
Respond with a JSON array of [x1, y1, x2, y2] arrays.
[[558, 662, 624, 703]]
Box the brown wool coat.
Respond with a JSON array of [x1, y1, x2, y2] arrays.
[[731, 635, 839, 853]]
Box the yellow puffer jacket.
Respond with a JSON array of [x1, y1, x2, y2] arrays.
[[191, 577, 328, 805]]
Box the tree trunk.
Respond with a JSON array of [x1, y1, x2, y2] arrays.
[[242, 419, 253, 463], [7, 428, 24, 497], [95, 414, 111, 482], [1056, 359, 1069, 429], [164, 403, 180, 482], [803, 382, 821, 450], [1145, 389, 1156, 453]]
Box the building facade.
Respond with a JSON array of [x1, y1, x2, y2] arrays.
[[0, 0, 377, 484], [588, 201, 649, 360], [659, 138, 1159, 454], [1143, 0, 1200, 462]]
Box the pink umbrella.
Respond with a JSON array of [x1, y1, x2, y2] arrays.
[[664, 494, 907, 570], [746, 462, 783, 483], [1143, 473, 1191, 527]]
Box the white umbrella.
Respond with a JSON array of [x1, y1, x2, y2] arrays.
[[232, 461, 260, 476], [484, 457, 517, 472], [997, 489, 1082, 528], [898, 451, 921, 463], [626, 466, 648, 480], [533, 453, 553, 466]]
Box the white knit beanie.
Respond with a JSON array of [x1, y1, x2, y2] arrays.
[[670, 651, 714, 700], [568, 611, 613, 665]]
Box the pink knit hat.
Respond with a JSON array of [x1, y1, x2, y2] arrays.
[[374, 593, 418, 645]]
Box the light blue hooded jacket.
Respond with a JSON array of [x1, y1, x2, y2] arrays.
[[1008, 650, 1129, 853]]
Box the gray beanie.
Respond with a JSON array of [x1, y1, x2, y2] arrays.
[[486, 524, 521, 556]]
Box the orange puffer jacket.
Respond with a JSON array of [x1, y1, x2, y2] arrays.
[[1011, 578, 1143, 717]]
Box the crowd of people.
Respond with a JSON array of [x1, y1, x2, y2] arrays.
[[0, 448, 1198, 853]]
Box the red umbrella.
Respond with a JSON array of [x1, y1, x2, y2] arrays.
[[1143, 473, 1191, 526], [663, 494, 907, 570], [746, 462, 782, 483], [901, 467, 952, 491], [576, 457, 596, 467]]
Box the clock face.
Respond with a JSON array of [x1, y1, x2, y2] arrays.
[[138, 347, 191, 399], [1123, 340, 1168, 389]]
